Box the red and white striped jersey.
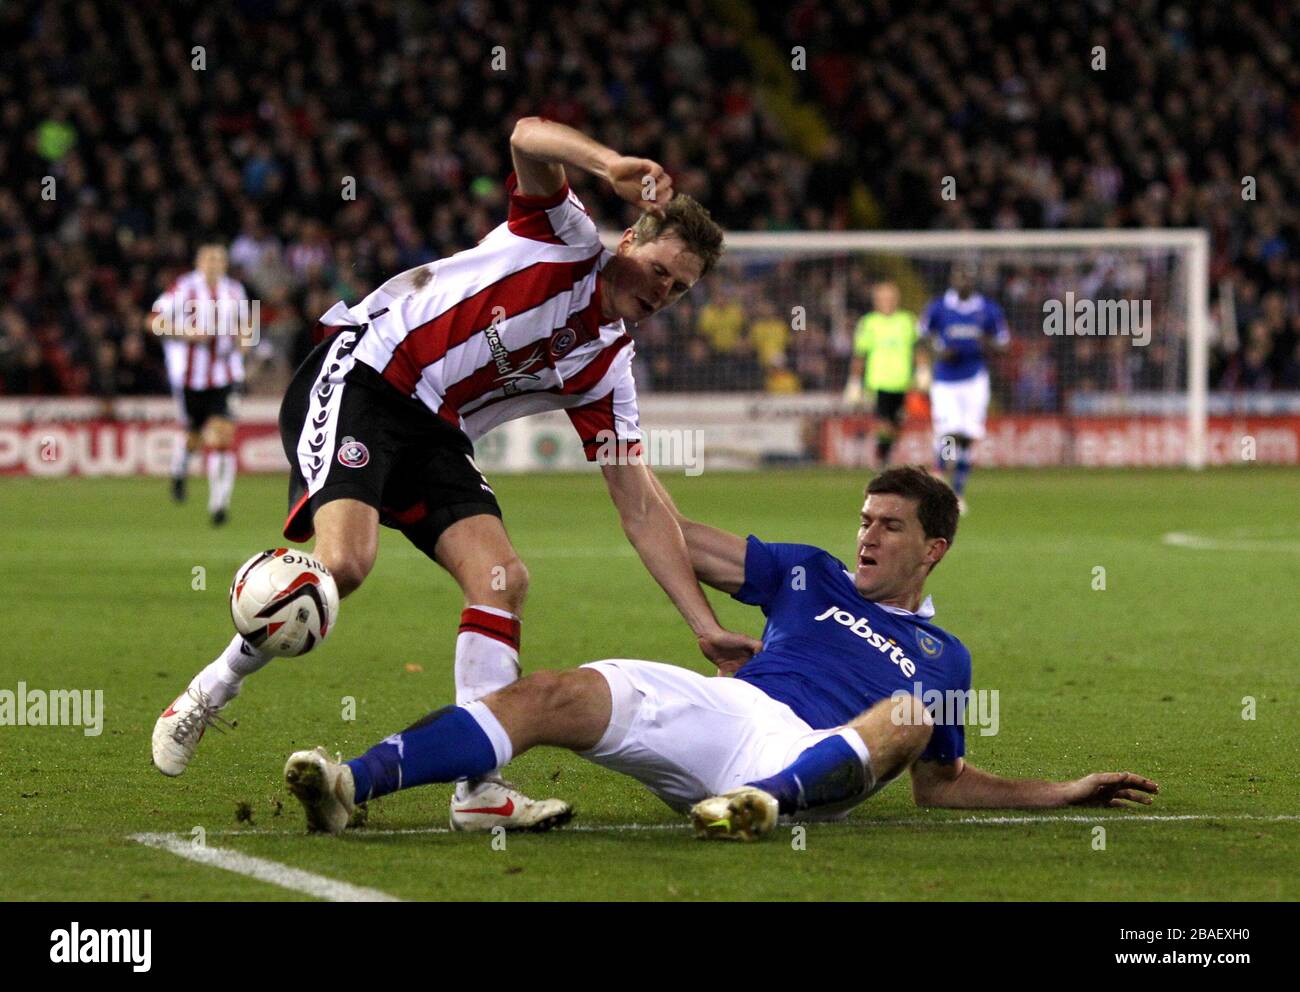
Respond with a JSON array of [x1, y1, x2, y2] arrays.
[[319, 173, 641, 459], [151, 271, 249, 392]]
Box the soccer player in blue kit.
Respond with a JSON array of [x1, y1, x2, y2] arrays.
[[919, 265, 1010, 510], [283, 466, 1159, 840]]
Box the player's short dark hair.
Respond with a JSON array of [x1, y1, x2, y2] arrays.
[[866, 465, 959, 545], [630, 195, 724, 275]]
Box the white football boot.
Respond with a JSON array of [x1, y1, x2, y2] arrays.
[[151, 686, 233, 776], [449, 777, 573, 833], [283, 747, 357, 835], [690, 786, 780, 841]]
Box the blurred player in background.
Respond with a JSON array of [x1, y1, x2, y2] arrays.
[[152, 118, 761, 833], [148, 244, 248, 526], [843, 281, 920, 468], [918, 265, 1009, 511]]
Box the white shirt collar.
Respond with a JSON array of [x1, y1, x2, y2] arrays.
[[841, 573, 937, 620], [878, 594, 936, 620], [943, 289, 985, 314]]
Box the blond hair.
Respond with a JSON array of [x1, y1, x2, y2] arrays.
[[630, 195, 725, 275]]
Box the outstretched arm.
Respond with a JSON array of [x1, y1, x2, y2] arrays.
[[510, 117, 673, 216], [602, 460, 760, 671], [910, 757, 1159, 809], [643, 468, 747, 595]]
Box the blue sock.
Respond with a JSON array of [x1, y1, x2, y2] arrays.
[[746, 734, 867, 815], [346, 706, 498, 804], [953, 452, 972, 495]]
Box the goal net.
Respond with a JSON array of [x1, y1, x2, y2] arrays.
[[624, 230, 1210, 469]]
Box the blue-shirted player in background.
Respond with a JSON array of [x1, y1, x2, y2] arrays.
[[919, 265, 1011, 512], [282, 467, 1158, 841]]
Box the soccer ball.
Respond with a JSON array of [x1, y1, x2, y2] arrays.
[[229, 549, 339, 657]]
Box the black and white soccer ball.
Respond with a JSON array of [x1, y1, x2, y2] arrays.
[[229, 549, 339, 657]]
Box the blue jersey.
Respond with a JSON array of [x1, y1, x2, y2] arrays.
[[733, 537, 972, 764], [919, 290, 1009, 382]]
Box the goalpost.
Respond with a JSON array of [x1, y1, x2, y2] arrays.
[[622, 228, 1211, 469]]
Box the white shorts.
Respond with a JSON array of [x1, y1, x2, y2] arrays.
[[930, 370, 990, 441], [578, 659, 844, 813]]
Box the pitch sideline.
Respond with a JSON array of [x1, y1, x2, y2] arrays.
[[130, 831, 401, 902], [1163, 531, 1300, 552], [140, 811, 1300, 840], [129, 814, 1300, 899]]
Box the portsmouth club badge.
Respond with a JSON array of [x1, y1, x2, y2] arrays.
[[337, 436, 370, 468], [549, 325, 578, 359], [915, 628, 944, 658]]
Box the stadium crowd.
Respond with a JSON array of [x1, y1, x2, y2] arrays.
[[2, 0, 1298, 402], [771, 0, 1300, 394]]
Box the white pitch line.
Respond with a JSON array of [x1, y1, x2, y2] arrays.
[[130, 832, 401, 901], [193, 823, 692, 837], [190, 812, 1300, 838], [1162, 531, 1300, 553], [910, 813, 1300, 826]]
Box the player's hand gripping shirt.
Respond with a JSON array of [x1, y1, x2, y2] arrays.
[[733, 537, 971, 763], [918, 290, 1009, 383], [318, 173, 641, 460]]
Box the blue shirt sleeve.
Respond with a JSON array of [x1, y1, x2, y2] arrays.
[[733, 536, 823, 609], [921, 719, 966, 763], [919, 645, 972, 763]]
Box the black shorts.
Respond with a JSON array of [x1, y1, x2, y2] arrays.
[[179, 386, 232, 429], [279, 328, 502, 558], [875, 389, 907, 426]]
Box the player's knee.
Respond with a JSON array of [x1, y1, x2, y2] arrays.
[[316, 548, 373, 598], [202, 420, 227, 449], [517, 668, 564, 706], [485, 668, 602, 751], [884, 694, 933, 751], [900, 715, 933, 759], [503, 556, 529, 605], [517, 669, 591, 720], [472, 555, 528, 611]]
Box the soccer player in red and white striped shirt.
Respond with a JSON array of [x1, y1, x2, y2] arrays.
[[153, 118, 762, 831], [149, 244, 248, 525]]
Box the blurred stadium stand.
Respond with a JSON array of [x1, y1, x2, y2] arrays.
[[1, 0, 1298, 399]]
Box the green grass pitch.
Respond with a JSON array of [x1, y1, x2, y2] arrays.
[[1, 467, 1296, 901]]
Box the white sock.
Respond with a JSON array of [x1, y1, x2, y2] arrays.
[[462, 700, 514, 768], [171, 438, 191, 478], [454, 606, 521, 706], [189, 634, 271, 708], [216, 451, 236, 509], [453, 606, 521, 798], [206, 450, 236, 512], [206, 451, 221, 512]]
